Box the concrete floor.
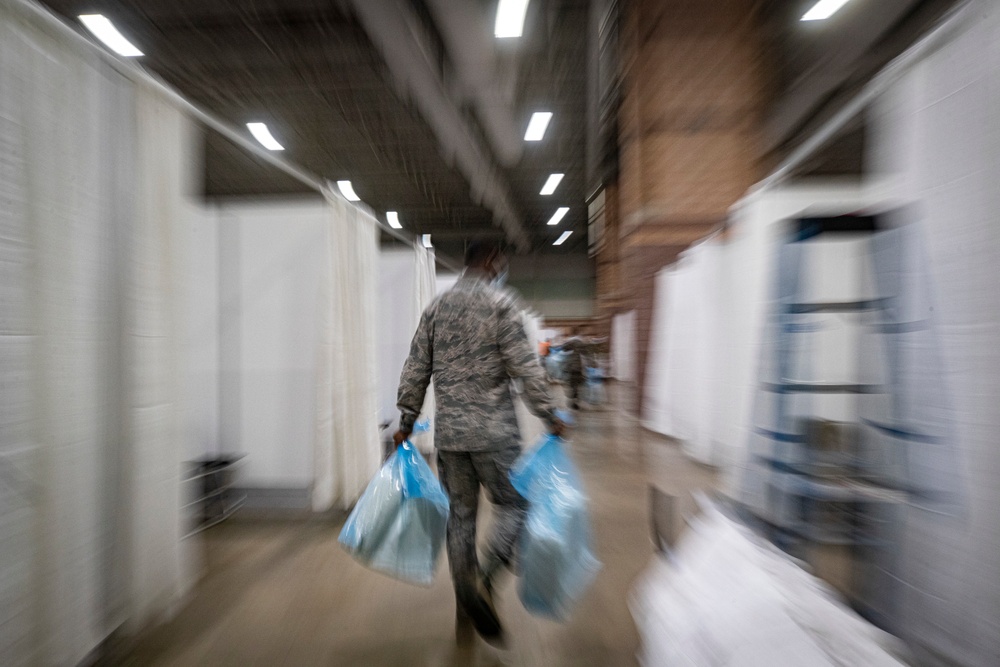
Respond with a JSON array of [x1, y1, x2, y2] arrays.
[[107, 389, 718, 666]]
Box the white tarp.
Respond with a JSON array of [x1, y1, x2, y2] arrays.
[[632, 503, 908, 667]]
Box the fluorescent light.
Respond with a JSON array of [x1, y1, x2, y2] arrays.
[[422, 234, 433, 248], [524, 112, 552, 141], [546, 207, 569, 226], [495, 0, 529, 38], [553, 231, 573, 246], [386, 211, 402, 229], [801, 0, 852, 21], [337, 180, 361, 201], [540, 173, 564, 196], [79, 15, 143, 57], [246, 123, 284, 151]]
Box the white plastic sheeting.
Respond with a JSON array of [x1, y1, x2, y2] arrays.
[[862, 1, 1000, 661], [632, 503, 908, 667], [0, 2, 196, 662], [610, 310, 637, 382], [313, 192, 383, 511]]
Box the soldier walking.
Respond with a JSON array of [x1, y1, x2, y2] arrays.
[[393, 240, 564, 646]]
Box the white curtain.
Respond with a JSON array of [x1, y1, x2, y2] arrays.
[[611, 310, 637, 382], [375, 245, 437, 452], [0, 2, 195, 663], [313, 193, 382, 511], [642, 239, 727, 465], [127, 83, 196, 630], [413, 247, 437, 452], [642, 269, 676, 436]]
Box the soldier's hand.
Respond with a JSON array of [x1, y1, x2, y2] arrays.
[[392, 430, 411, 447], [549, 418, 567, 438]]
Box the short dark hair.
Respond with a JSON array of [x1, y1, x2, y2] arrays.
[[464, 239, 502, 267]]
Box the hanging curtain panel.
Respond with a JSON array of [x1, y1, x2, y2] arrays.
[[642, 268, 676, 436], [376, 245, 438, 452], [313, 193, 382, 511], [125, 82, 197, 631], [611, 310, 637, 383], [0, 2, 197, 663], [643, 240, 727, 466]]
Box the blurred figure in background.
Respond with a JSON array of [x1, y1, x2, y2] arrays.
[[393, 240, 565, 646], [561, 328, 588, 410]]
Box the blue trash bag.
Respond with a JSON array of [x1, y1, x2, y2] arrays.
[[510, 435, 601, 619], [546, 349, 567, 381], [338, 440, 449, 586], [584, 367, 606, 405]]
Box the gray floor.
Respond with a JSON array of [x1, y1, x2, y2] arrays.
[[108, 388, 718, 666]]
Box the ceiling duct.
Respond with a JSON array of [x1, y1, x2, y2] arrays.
[[423, 0, 523, 167], [346, 0, 530, 250]]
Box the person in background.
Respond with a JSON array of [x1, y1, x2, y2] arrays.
[[561, 327, 588, 410], [394, 240, 565, 646]]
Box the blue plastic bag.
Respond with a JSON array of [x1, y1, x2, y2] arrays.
[[338, 440, 449, 586], [584, 367, 606, 405], [545, 349, 568, 381], [510, 435, 601, 619]]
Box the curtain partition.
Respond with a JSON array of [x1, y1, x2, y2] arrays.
[[611, 310, 637, 383], [0, 2, 196, 663], [313, 193, 382, 511]]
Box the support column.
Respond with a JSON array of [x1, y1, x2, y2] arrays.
[[609, 0, 767, 410]]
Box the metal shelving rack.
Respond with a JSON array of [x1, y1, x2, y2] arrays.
[[739, 214, 910, 614], [182, 454, 247, 539]]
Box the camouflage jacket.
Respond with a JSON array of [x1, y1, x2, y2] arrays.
[[397, 270, 558, 451]]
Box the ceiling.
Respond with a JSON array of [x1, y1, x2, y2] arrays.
[[760, 0, 963, 177], [40, 0, 590, 261], [39, 0, 963, 260]]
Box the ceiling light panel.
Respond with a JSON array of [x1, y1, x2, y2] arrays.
[[553, 231, 573, 246], [337, 180, 361, 201], [495, 0, 530, 38], [386, 211, 402, 229], [246, 122, 284, 151], [540, 173, 564, 195], [546, 207, 569, 226], [801, 0, 852, 21], [79, 14, 143, 57], [524, 112, 552, 141]]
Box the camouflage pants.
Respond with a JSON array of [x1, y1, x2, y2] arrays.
[[436, 446, 527, 615]]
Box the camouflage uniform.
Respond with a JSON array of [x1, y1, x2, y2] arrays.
[[561, 337, 588, 409], [396, 269, 558, 615]]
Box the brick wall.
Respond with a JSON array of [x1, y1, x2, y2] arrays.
[[599, 0, 767, 412]]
